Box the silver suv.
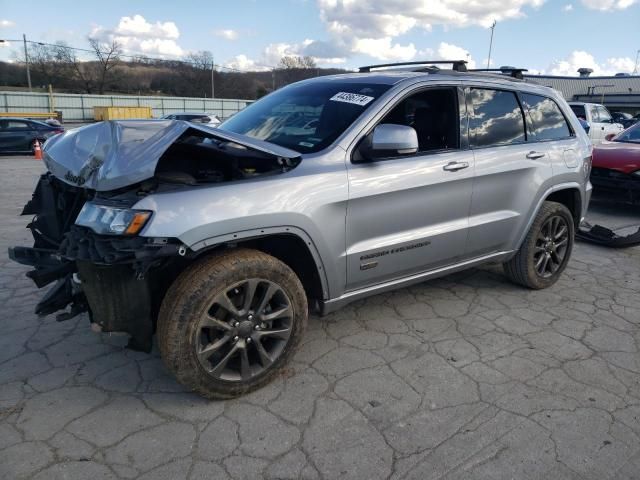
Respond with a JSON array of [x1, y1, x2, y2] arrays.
[[10, 61, 592, 398]]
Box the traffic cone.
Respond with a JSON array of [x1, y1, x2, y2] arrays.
[[33, 140, 43, 160]]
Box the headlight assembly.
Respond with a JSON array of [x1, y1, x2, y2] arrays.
[[75, 202, 152, 235]]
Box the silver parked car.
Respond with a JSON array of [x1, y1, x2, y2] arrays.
[[10, 61, 592, 398]]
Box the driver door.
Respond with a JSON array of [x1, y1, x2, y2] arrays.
[[345, 86, 474, 290]]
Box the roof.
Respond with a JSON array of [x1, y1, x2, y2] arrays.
[[304, 69, 552, 90], [525, 74, 640, 101]]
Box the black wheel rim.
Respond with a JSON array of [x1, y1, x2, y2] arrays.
[[194, 279, 293, 382], [534, 215, 570, 278]]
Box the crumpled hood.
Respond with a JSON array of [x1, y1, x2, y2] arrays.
[[43, 120, 301, 191]]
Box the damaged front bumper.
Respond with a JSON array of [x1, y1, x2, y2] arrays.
[[9, 173, 183, 351]]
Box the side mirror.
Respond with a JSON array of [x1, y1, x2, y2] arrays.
[[366, 124, 418, 159], [604, 133, 616, 141]]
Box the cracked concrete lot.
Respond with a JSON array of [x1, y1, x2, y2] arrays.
[[1, 156, 640, 480]]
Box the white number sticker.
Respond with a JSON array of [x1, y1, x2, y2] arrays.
[[329, 92, 375, 106]]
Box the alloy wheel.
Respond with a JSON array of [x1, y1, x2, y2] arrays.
[[194, 278, 293, 381], [534, 215, 570, 278]]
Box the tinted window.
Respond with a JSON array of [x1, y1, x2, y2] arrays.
[[469, 89, 526, 147], [5, 121, 31, 130], [380, 88, 459, 151], [570, 104, 586, 120], [220, 82, 391, 153], [521, 94, 572, 141]]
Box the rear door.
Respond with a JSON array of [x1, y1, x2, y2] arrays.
[[520, 92, 581, 172], [464, 87, 553, 257], [345, 85, 474, 290], [0, 120, 34, 151]]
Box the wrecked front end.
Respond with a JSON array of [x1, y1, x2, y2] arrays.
[[9, 173, 184, 351], [9, 120, 301, 352]]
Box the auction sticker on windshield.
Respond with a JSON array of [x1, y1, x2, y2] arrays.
[[330, 92, 375, 106]]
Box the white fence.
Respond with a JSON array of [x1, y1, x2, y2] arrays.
[[0, 91, 253, 122]]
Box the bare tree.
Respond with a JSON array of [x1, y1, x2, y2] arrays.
[[88, 38, 122, 94], [183, 50, 214, 97], [55, 43, 95, 93], [278, 55, 316, 69]]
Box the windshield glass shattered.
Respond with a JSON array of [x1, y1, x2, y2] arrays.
[[218, 82, 391, 153]]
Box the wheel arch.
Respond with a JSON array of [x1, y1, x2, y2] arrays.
[[189, 227, 330, 308], [514, 183, 583, 251]]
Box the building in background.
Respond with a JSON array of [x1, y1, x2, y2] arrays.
[[526, 69, 640, 115]]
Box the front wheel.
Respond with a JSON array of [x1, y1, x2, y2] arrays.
[[503, 201, 574, 289], [157, 248, 308, 399]]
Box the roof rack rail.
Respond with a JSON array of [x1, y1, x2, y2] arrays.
[[468, 67, 528, 80], [358, 60, 468, 73]]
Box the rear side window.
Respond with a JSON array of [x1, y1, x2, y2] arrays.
[[469, 89, 526, 147], [570, 104, 586, 120], [521, 94, 572, 141]]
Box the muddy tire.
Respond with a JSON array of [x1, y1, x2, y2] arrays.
[[157, 248, 307, 399], [503, 201, 574, 289]]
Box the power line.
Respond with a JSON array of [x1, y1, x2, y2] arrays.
[[0, 37, 277, 72]]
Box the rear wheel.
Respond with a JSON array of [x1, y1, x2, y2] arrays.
[[157, 248, 307, 399], [503, 201, 574, 289]]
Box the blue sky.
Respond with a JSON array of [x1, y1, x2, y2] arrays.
[[0, 0, 638, 75]]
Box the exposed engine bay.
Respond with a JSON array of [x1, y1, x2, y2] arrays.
[[9, 121, 303, 351]]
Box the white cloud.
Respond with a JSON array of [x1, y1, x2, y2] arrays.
[[436, 42, 476, 69], [90, 14, 184, 57], [563, 4, 574, 11], [224, 54, 271, 71], [547, 50, 636, 75], [318, 0, 546, 39], [214, 29, 239, 40], [580, 0, 637, 9], [352, 37, 416, 61], [315, 1, 547, 63], [0, 19, 14, 28]]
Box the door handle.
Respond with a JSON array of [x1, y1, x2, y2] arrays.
[[443, 161, 469, 172], [526, 151, 546, 160]]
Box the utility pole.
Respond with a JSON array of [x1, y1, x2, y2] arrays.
[[633, 49, 640, 75], [487, 20, 496, 69], [23, 34, 32, 92], [211, 57, 215, 99]]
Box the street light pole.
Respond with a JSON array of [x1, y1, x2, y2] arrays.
[[487, 20, 496, 69], [211, 57, 215, 99], [23, 34, 32, 92], [632, 49, 640, 75]]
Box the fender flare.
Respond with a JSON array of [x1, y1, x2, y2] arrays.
[[188, 225, 331, 300], [513, 182, 584, 251]]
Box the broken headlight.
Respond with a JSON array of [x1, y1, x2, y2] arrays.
[[75, 202, 152, 235]]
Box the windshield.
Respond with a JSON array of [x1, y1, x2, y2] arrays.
[[219, 81, 391, 153], [614, 123, 640, 144]]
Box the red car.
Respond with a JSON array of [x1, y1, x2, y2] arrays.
[[591, 122, 640, 204]]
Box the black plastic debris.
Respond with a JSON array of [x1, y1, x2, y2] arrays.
[[577, 222, 640, 248]]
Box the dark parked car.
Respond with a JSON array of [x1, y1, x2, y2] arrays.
[[591, 122, 640, 203], [0, 118, 64, 154], [611, 111, 637, 129]]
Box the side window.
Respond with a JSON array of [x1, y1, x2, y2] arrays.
[[590, 106, 601, 122], [6, 121, 31, 130], [379, 87, 459, 152], [521, 93, 572, 141], [570, 104, 586, 120], [469, 89, 526, 147], [597, 106, 612, 123]]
